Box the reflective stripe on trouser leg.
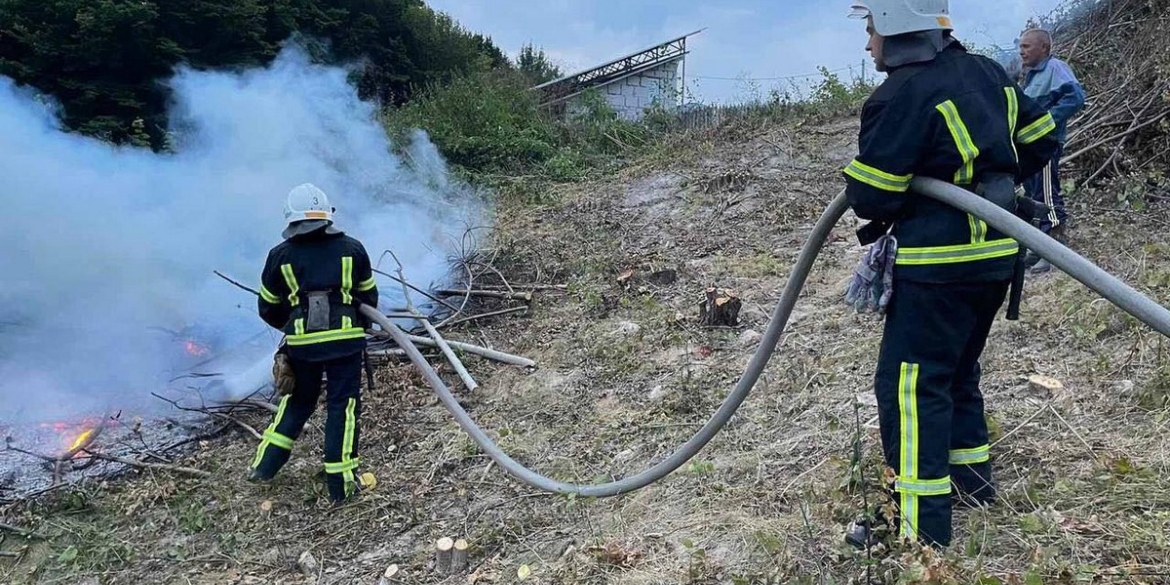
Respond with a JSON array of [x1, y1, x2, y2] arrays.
[[343, 397, 357, 496], [252, 359, 324, 477], [949, 445, 989, 464], [323, 398, 360, 500], [876, 282, 985, 548], [897, 363, 923, 539], [949, 281, 1007, 503], [252, 395, 292, 469], [322, 354, 363, 501]]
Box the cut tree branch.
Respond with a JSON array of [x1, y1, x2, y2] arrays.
[[81, 451, 211, 478]]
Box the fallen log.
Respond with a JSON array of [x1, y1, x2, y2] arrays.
[[402, 333, 534, 369], [417, 312, 479, 391], [367, 328, 534, 368]]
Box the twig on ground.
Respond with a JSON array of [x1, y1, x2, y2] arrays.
[[475, 284, 567, 292], [152, 393, 263, 441], [211, 399, 279, 414], [1047, 404, 1097, 456], [371, 268, 462, 314], [991, 402, 1050, 448], [776, 458, 830, 500], [438, 306, 530, 330], [0, 522, 36, 538], [436, 289, 533, 302], [80, 451, 211, 478]]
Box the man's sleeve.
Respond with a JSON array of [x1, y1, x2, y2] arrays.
[[258, 251, 292, 330], [1012, 85, 1061, 179], [843, 95, 926, 225], [353, 244, 379, 310], [1047, 61, 1086, 127]]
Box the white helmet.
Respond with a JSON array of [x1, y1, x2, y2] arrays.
[[283, 183, 333, 225], [849, 0, 953, 37]]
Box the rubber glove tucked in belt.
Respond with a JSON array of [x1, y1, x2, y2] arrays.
[[844, 234, 898, 315]]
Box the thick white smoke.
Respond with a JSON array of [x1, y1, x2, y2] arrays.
[[0, 44, 481, 425]]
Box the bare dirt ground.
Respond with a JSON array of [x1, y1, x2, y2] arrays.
[[3, 114, 1169, 585]]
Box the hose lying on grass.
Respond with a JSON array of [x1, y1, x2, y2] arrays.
[[360, 176, 1170, 497]]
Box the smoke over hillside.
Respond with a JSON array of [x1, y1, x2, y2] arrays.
[[0, 44, 481, 425]]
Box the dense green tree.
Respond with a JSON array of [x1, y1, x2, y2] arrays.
[[0, 0, 512, 147], [516, 43, 562, 86]]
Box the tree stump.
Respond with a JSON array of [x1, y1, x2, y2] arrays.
[[435, 537, 453, 575], [699, 287, 741, 327], [452, 539, 469, 573], [1027, 374, 1065, 398]]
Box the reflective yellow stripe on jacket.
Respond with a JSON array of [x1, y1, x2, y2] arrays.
[[1005, 87, 1020, 162], [1017, 112, 1056, 144], [280, 264, 300, 307], [259, 285, 281, 305], [341, 256, 353, 305], [896, 238, 1019, 266], [286, 327, 367, 347], [844, 159, 913, 193], [935, 100, 980, 185]]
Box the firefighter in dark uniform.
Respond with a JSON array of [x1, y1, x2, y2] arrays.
[[843, 1, 1059, 548], [248, 183, 379, 504]]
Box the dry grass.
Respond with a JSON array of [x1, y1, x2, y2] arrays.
[[2, 113, 1169, 585]]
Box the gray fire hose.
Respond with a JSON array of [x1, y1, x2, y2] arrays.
[[359, 176, 1170, 497]]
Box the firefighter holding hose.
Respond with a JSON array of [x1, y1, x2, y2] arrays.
[[247, 183, 379, 504], [841, 1, 1060, 548]]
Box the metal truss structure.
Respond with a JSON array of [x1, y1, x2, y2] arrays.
[[534, 29, 703, 108]]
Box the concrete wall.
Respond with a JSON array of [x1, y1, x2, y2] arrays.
[[568, 59, 681, 121]]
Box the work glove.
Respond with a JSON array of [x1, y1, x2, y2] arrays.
[[844, 234, 898, 316], [272, 348, 296, 396]]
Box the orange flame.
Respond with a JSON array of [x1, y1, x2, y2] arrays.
[[185, 340, 209, 356], [68, 429, 95, 453]]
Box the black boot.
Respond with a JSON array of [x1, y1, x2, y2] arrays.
[[246, 468, 274, 484], [1023, 249, 1041, 269], [844, 509, 895, 550]]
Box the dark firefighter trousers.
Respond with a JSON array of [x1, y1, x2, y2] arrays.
[[251, 352, 363, 502], [874, 279, 1008, 548]]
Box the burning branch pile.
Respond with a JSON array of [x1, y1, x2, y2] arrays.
[[0, 230, 544, 503], [1053, 0, 1170, 186], [2, 414, 211, 501]]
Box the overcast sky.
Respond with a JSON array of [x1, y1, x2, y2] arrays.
[[428, 0, 1064, 104]]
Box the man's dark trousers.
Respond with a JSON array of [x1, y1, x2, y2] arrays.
[[1023, 143, 1067, 233], [251, 352, 363, 502], [874, 280, 1009, 547]]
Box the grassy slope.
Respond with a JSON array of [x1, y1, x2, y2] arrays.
[[3, 114, 1169, 585]]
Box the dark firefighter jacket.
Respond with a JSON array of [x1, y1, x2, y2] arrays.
[[258, 228, 379, 361], [843, 41, 1060, 283]]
